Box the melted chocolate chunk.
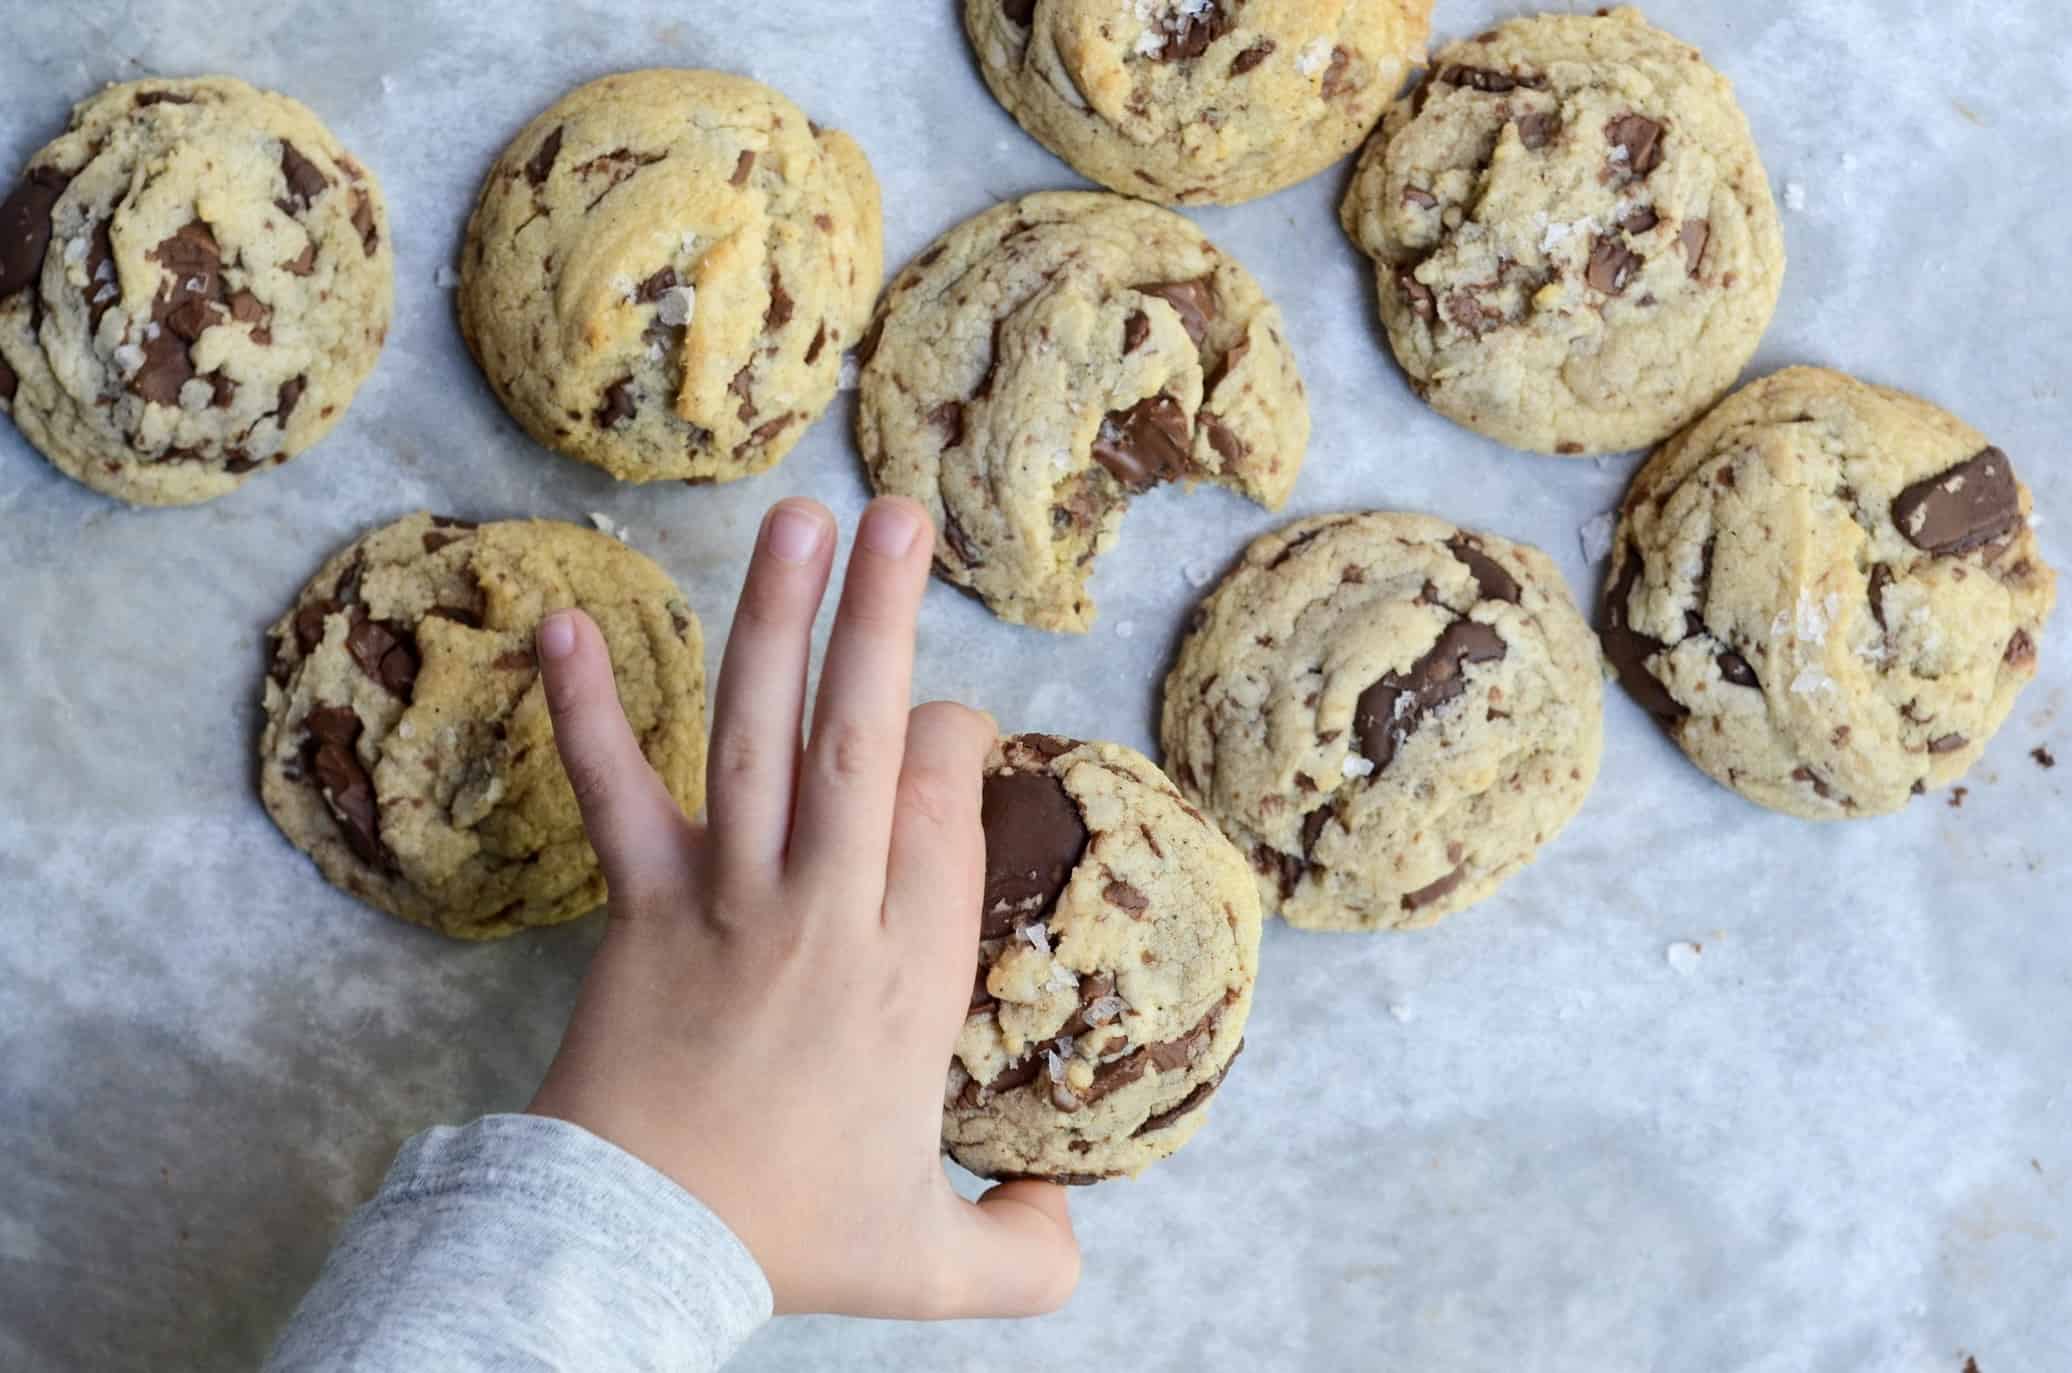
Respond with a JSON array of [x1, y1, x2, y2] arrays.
[[1231, 40, 1275, 75], [1447, 535, 1521, 603], [0, 352, 16, 404], [1867, 564, 1894, 631], [636, 267, 679, 302], [730, 150, 756, 187], [346, 617, 420, 698], [303, 706, 385, 867], [1928, 733, 1968, 754], [1122, 309, 1150, 355], [132, 331, 195, 406], [1605, 114, 1666, 177], [525, 126, 564, 188], [1402, 863, 1466, 912], [1601, 549, 1687, 721], [1440, 65, 1545, 94], [594, 377, 636, 428], [1587, 235, 1644, 295], [276, 375, 308, 424], [278, 141, 330, 211], [1300, 806, 1330, 855], [1622, 205, 1660, 235], [1397, 268, 1437, 321], [1892, 448, 2021, 556], [1134, 1041, 1243, 1136], [941, 506, 983, 568], [1103, 880, 1148, 914], [1679, 219, 1710, 276], [1153, 2, 1227, 61], [1091, 396, 1193, 492], [764, 270, 793, 332], [1353, 620, 1508, 773], [293, 600, 338, 654], [980, 767, 1089, 938], [928, 400, 966, 449], [1517, 112, 1561, 149], [1, 167, 69, 297], [1717, 651, 1760, 687], [1135, 276, 1215, 347], [283, 242, 318, 277]]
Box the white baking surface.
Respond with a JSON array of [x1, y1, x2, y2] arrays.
[[1, 3, 2066, 1369]]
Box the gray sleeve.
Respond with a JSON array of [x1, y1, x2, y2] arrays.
[[265, 1114, 772, 1373]]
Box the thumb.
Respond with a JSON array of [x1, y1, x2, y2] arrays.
[[934, 1180, 1082, 1319], [537, 608, 695, 910]]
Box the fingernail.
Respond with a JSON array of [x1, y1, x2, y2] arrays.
[[539, 611, 577, 661], [860, 500, 921, 558], [766, 504, 825, 564]]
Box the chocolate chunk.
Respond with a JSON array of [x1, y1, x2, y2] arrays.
[[1136, 277, 1215, 348], [1867, 564, 1894, 631], [1680, 219, 1710, 276], [985, 1054, 1043, 1095], [1254, 843, 1303, 901], [130, 329, 194, 406], [283, 242, 318, 277], [1517, 112, 1561, 149], [1717, 651, 1759, 687], [1447, 535, 1521, 604], [1402, 863, 1466, 912], [1091, 395, 1193, 492], [636, 267, 678, 302], [1622, 205, 1660, 235], [0, 352, 15, 404], [304, 706, 384, 866], [1134, 1042, 1242, 1135], [1146, 1006, 1220, 1072], [1122, 309, 1150, 355], [0, 167, 69, 297], [276, 375, 307, 424], [980, 768, 1089, 938], [593, 377, 636, 428], [1792, 766, 1835, 801], [1002, 0, 1036, 22], [82, 220, 117, 330], [730, 150, 756, 187], [764, 270, 793, 333], [2007, 628, 2036, 669], [928, 400, 965, 449], [278, 141, 330, 211], [223, 451, 260, 474], [1928, 733, 1968, 754], [293, 601, 338, 654], [422, 530, 466, 554], [1601, 550, 1686, 720], [135, 90, 194, 108], [346, 617, 419, 698], [1103, 880, 1148, 913], [202, 369, 236, 408], [1892, 448, 2021, 556], [1202, 415, 1246, 463], [226, 289, 267, 328], [1300, 806, 1330, 855], [1605, 114, 1666, 177], [1203, 337, 1249, 394], [1071, 1050, 1150, 1109], [1444, 289, 1502, 337], [1587, 235, 1644, 295], [1154, 2, 1227, 61], [348, 189, 378, 256], [804, 322, 828, 365], [1231, 41, 1275, 75], [151, 220, 222, 309], [427, 605, 484, 630], [1354, 620, 1507, 772], [1397, 268, 1437, 321], [1439, 65, 1544, 94], [524, 126, 564, 187]]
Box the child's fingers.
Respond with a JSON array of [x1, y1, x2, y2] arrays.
[[705, 500, 835, 875], [537, 609, 694, 910], [882, 702, 992, 943], [787, 498, 933, 899], [938, 1181, 1082, 1319]]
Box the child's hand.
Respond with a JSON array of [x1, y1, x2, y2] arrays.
[[526, 496, 1080, 1320]]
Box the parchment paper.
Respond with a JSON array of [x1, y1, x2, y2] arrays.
[[2, 2, 2067, 1369]]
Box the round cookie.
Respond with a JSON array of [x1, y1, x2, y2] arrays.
[[946, 734, 1261, 1183], [260, 513, 706, 939], [966, 0, 1433, 206], [0, 77, 392, 506], [858, 191, 1308, 633], [1339, 6, 1784, 456], [458, 70, 882, 485], [1602, 367, 2056, 820], [1162, 513, 1603, 931]]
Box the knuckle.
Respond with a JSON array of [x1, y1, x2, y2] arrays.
[[817, 718, 882, 784], [897, 767, 967, 831], [708, 726, 763, 785]]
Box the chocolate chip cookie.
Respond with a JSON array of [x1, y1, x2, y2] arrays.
[[947, 734, 1261, 1182], [259, 513, 706, 939], [1603, 367, 2056, 819], [458, 70, 882, 485], [1162, 513, 1603, 931], [0, 77, 391, 506], [857, 191, 1307, 632], [1339, 7, 1784, 456], [967, 0, 1433, 206]]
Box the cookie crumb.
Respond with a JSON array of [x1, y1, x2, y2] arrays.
[[1295, 37, 1334, 75], [1948, 786, 1968, 808], [1578, 512, 1617, 564], [656, 284, 696, 327], [1666, 941, 1702, 976], [2033, 746, 2056, 769]]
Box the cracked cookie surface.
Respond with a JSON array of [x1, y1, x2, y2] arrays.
[[0, 77, 391, 506], [946, 734, 1260, 1182], [459, 69, 882, 484], [967, 0, 1432, 206], [858, 191, 1307, 632], [1603, 367, 2056, 820], [1162, 512, 1603, 931], [1339, 6, 1783, 455], [260, 513, 706, 939]]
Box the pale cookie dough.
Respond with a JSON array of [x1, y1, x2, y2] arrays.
[[459, 69, 882, 484], [967, 0, 1432, 206], [947, 734, 1261, 1182], [0, 77, 392, 506], [1603, 367, 2056, 820], [1340, 7, 1784, 456], [858, 191, 1307, 632], [1162, 512, 1603, 931], [260, 513, 707, 939]]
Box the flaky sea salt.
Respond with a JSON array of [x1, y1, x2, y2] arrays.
[[656, 284, 696, 327], [1296, 37, 1334, 76], [63, 236, 87, 265], [1579, 511, 1617, 564], [1790, 669, 1833, 696], [1667, 942, 1702, 976], [587, 513, 629, 543], [1784, 180, 1808, 212], [1021, 922, 1051, 955], [112, 343, 144, 373], [1082, 995, 1128, 1026], [1342, 753, 1376, 779]]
